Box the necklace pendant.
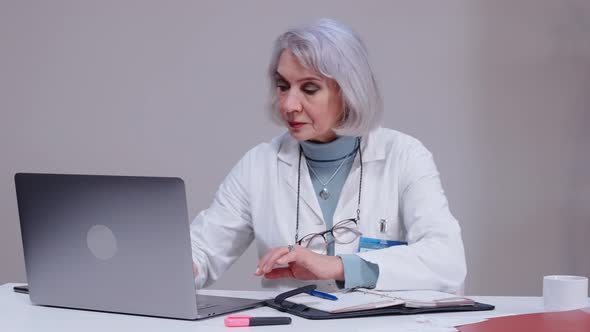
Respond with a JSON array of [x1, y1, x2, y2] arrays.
[[319, 187, 330, 200]]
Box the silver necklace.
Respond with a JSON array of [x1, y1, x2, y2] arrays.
[[306, 152, 354, 200]]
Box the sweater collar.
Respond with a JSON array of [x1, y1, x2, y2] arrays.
[[277, 127, 386, 166], [300, 136, 358, 162]]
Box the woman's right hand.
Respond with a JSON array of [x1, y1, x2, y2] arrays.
[[192, 263, 198, 276], [255, 245, 344, 281]]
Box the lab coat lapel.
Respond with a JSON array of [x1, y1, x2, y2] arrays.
[[277, 135, 324, 223], [334, 129, 386, 220]]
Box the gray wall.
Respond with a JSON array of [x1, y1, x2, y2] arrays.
[[1, 0, 589, 296]]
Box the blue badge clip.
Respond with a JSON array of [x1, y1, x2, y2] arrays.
[[358, 237, 408, 252]]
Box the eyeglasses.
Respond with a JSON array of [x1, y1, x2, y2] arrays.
[[297, 218, 362, 254]]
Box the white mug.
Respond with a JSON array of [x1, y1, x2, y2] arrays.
[[543, 275, 588, 311]]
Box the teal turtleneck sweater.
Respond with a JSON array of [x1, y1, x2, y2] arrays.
[[300, 136, 378, 289]]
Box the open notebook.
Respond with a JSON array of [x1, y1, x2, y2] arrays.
[[287, 289, 475, 314]]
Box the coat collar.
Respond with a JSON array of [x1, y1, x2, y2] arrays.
[[275, 128, 386, 223]]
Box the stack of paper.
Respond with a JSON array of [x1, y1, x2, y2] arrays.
[[384, 290, 475, 308]]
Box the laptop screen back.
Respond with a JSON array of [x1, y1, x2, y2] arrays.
[[15, 173, 199, 319]]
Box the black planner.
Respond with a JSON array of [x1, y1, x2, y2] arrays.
[[265, 285, 495, 320]]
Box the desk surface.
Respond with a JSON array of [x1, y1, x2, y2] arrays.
[[2, 283, 588, 332]]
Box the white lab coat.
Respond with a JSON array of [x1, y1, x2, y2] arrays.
[[190, 127, 466, 293]]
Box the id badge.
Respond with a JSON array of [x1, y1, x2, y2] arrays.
[[358, 237, 408, 252]]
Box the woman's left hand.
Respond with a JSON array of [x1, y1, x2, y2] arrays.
[[254, 245, 344, 281]]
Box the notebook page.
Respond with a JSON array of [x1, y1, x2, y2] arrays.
[[287, 291, 404, 313]]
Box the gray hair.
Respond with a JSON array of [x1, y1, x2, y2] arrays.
[[268, 18, 383, 136]]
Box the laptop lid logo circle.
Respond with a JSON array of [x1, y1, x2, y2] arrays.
[[86, 225, 118, 260]]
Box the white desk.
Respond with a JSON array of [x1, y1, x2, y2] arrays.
[[2, 283, 588, 331]]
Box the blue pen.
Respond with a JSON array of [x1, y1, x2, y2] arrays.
[[307, 289, 338, 301]]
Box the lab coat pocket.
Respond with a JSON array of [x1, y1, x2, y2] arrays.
[[356, 217, 407, 253], [361, 217, 405, 242], [381, 217, 406, 242]]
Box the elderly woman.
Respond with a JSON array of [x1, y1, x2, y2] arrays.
[[190, 18, 466, 293]]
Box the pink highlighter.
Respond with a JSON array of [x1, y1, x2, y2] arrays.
[[224, 315, 292, 327]]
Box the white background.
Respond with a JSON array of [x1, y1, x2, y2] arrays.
[[1, 0, 589, 295]]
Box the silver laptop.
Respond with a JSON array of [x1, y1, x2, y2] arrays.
[[14, 173, 265, 320]]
